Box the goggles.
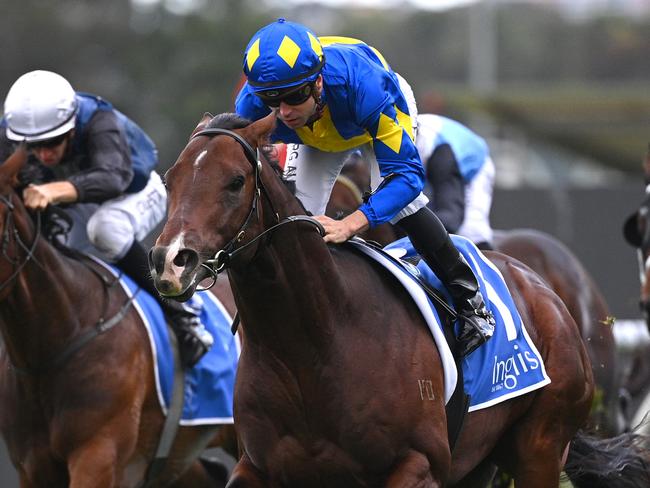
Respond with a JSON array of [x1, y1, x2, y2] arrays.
[[26, 132, 69, 150], [255, 82, 314, 108]]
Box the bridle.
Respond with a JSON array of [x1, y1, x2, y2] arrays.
[[0, 192, 43, 292], [189, 127, 324, 290]]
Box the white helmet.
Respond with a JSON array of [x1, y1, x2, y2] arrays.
[[4, 70, 77, 142]]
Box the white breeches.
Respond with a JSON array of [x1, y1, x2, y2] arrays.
[[63, 171, 167, 261], [457, 157, 495, 245]]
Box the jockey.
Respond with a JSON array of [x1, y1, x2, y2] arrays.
[[415, 114, 495, 250], [235, 19, 495, 357], [0, 70, 213, 367]]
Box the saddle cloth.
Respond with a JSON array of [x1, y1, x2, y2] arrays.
[[90, 256, 239, 425], [348, 235, 550, 412]]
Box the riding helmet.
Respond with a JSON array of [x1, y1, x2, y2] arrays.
[[4, 70, 77, 142], [243, 18, 324, 92]]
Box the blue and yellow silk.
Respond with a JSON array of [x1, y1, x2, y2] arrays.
[[236, 36, 425, 228]]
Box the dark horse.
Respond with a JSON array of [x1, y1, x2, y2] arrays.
[[147, 112, 618, 487], [328, 160, 624, 437], [0, 147, 227, 487], [493, 229, 624, 435], [622, 193, 650, 430]]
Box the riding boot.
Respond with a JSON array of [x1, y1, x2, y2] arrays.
[[116, 240, 214, 368], [397, 207, 495, 357]]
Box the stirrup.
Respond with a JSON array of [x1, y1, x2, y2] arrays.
[[169, 314, 214, 368], [457, 305, 495, 357]]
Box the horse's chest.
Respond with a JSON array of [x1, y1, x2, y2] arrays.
[[262, 435, 378, 487]]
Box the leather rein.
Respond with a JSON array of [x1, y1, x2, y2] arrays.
[[189, 127, 324, 290]]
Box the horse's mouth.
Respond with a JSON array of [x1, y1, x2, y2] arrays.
[[161, 285, 196, 302], [155, 264, 213, 302]]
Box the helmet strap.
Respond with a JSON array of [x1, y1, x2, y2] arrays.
[[305, 79, 325, 127]]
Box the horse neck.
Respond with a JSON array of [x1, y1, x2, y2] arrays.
[[0, 214, 97, 370], [228, 168, 346, 349]]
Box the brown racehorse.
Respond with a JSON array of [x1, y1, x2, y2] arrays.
[[328, 160, 625, 437], [147, 112, 650, 487], [0, 147, 228, 488], [492, 228, 624, 435], [622, 194, 650, 430]]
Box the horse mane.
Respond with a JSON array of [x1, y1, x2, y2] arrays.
[[207, 112, 292, 189]]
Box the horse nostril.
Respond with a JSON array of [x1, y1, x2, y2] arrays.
[[149, 246, 167, 274], [173, 249, 199, 271]]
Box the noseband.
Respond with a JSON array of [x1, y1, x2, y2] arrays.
[[189, 128, 324, 290], [0, 193, 43, 292]]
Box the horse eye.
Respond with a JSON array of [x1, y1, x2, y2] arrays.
[[227, 176, 245, 191]]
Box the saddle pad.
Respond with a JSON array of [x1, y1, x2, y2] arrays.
[[352, 235, 550, 412], [90, 256, 239, 425]]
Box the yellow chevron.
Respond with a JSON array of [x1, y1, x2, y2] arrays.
[[377, 112, 403, 154], [395, 105, 414, 141], [295, 106, 372, 152]]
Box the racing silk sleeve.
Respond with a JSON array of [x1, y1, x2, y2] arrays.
[[353, 70, 424, 227], [235, 88, 273, 128], [67, 110, 134, 203], [425, 144, 465, 233]]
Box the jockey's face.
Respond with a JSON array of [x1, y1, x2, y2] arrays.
[[276, 76, 322, 129], [28, 132, 71, 166]]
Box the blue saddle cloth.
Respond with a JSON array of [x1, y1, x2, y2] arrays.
[[100, 261, 239, 425], [382, 235, 551, 412]]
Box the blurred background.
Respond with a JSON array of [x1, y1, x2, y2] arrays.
[[1, 0, 649, 484]]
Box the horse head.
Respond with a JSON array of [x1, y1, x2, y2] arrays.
[[149, 112, 278, 300], [0, 146, 34, 298], [623, 193, 650, 326]]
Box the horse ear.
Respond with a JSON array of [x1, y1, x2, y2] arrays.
[[623, 212, 642, 248], [243, 111, 277, 148], [190, 112, 214, 139], [0, 145, 28, 187]]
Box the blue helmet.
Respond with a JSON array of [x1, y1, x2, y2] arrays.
[[243, 18, 324, 93]]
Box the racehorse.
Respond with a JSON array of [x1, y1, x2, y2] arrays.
[[328, 160, 624, 437], [622, 193, 650, 431], [493, 228, 624, 436], [0, 147, 228, 487], [148, 111, 649, 487], [624, 192, 650, 330]]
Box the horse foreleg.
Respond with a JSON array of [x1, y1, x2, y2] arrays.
[[510, 444, 563, 488], [169, 460, 227, 488], [385, 450, 446, 488], [226, 453, 267, 488], [66, 437, 122, 488]]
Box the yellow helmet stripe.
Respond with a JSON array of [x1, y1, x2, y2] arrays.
[[246, 38, 261, 71]]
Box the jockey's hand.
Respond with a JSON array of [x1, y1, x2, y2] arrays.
[[314, 210, 369, 243], [22, 182, 78, 210]]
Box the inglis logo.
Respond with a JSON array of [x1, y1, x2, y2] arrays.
[[491, 345, 539, 391]]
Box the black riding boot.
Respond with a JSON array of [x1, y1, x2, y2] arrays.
[[116, 240, 213, 368], [398, 208, 495, 357]]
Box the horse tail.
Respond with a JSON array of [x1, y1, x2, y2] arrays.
[[564, 425, 650, 488]]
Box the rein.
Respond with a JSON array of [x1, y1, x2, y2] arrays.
[[0, 193, 135, 376], [335, 174, 364, 206], [189, 127, 324, 290], [0, 193, 43, 291]]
